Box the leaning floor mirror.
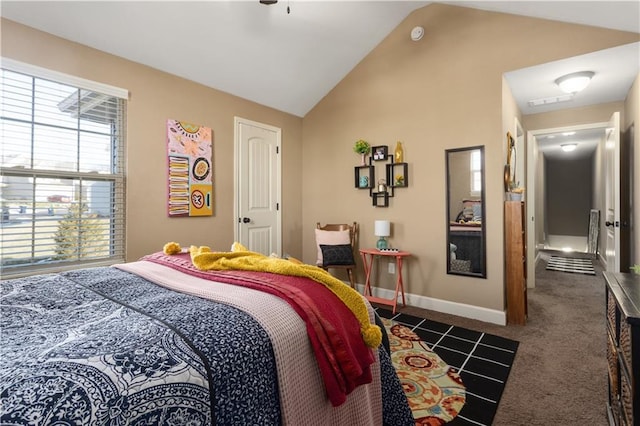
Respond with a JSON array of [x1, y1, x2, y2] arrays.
[[445, 146, 487, 278]]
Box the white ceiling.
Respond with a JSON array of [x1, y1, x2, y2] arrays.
[[534, 127, 606, 161], [2, 0, 639, 123], [504, 43, 640, 116], [505, 40, 639, 161]]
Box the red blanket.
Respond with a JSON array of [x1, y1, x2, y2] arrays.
[[143, 252, 375, 406]]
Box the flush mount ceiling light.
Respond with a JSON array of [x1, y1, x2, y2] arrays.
[[561, 144, 577, 152], [555, 71, 595, 94]]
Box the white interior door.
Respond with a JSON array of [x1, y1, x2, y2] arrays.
[[234, 117, 281, 256], [604, 112, 621, 272]]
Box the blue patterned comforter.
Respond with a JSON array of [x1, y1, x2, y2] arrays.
[[1, 267, 413, 425]]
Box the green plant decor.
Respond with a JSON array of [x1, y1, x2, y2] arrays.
[[353, 139, 371, 155], [631, 265, 640, 275]]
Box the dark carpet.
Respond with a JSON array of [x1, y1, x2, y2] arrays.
[[397, 251, 608, 424]]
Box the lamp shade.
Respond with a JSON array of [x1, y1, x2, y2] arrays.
[[374, 220, 391, 237]]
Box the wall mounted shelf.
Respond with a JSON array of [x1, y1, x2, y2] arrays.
[[354, 146, 408, 207], [387, 162, 408, 188], [354, 165, 374, 189]]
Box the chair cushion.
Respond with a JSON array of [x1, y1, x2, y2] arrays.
[[320, 244, 355, 267], [315, 229, 350, 265]]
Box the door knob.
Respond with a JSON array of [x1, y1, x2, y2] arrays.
[[605, 221, 613, 227], [242, 217, 251, 223]]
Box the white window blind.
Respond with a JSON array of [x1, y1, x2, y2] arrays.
[[1, 65, 127, 277]]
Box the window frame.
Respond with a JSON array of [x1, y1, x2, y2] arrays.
[[1, 58, 128, 278], [469, 149, 482, 197]]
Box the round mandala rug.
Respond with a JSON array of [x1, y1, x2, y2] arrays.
[[383, 318, 465, 424]]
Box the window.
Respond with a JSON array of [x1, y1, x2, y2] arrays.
[[1, 60, 127, 277], [470, 149, 482, 196]]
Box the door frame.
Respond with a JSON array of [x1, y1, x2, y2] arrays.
[[526, 120, 609, 284], [233, 116, 282, 255], [605, 112, 621, 272], [621, 123, 634, 271]]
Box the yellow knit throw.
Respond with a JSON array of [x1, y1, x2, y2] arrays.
[[188, 243, 381, 348], [163, 241, 182, 255]]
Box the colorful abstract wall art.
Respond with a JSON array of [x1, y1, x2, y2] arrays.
[[167, 119, 213, 217]]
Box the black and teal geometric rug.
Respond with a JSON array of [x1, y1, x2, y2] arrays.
[[546, 256, 596, 275], [376, 308, 519, 425]]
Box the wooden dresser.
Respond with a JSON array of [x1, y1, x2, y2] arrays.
[[505, 201, 527, 325], [605, 272, 640, 425]]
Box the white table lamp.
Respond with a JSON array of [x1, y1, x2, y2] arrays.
[[375, 220, 391, 249]]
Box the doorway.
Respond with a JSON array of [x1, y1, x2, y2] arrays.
[[527, 114, 630, 277], [527, 123, 603, 288], [234, 117, 282, 256]]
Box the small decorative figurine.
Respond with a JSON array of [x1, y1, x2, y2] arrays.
[[377, 179, 387, 193]]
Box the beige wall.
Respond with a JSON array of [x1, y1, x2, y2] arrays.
[[1, 19, 304, 262], [625, 73, 640, 266], [301, 3, 639, 316], [2, 4, 639, 321], [523, 102, 626, 131]]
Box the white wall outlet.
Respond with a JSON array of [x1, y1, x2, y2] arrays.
[[388, 262, 395, 274]]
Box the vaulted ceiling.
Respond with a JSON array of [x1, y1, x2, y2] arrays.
[[2, 1, 638, 118]]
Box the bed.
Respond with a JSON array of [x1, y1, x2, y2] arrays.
[[0, 247, 413, 425]]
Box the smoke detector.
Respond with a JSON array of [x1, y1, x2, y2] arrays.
[[411, 26, 424, 41]]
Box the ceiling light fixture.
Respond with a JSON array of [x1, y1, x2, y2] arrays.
[[561, 144, 577, 152], [555, 71, 595, 94]]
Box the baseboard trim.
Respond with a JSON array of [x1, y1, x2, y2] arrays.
[[355, 284, 506, 326], [598, 252, 606, 268]]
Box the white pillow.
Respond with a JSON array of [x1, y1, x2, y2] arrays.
[[315, 229, 351, 266]]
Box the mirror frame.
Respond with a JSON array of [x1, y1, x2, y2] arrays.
[[504, 131, 516, 191], [445, 145, 487, 278]]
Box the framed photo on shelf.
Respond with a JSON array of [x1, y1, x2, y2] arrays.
[[372, 145, 388, 161]]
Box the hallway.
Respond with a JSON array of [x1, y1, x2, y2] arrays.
[[545, 234, 588, 252]]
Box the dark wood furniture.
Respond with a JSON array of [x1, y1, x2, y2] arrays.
[[605, 272, 640, 426], [505, 201, 527, 325]]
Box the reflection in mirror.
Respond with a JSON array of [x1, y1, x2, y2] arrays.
[[446, 146, 486, 278]]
